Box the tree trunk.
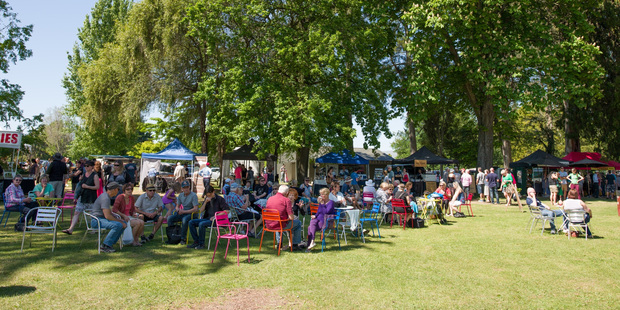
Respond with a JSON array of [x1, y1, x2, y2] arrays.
[[544, 105, 555, 156], [407, 111, 417, 155], [564, 100, 581, 154], [476, 98, 495, 169], [217, 137, 226, 188], [501, 139, 511, 168], [199, 100, 208, 155], [296, 146, 310, 181]]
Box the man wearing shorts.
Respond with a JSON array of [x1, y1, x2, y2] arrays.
[[135, 183, 165, 241], [605, 170, 616, 199]]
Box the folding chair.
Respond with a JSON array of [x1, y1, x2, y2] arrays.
[[21, 207, 61, 253], [565, 209, 591, 240], [143, 211, 165, 242], [82, 212, 123, 253], [211, 211, 250, 266]]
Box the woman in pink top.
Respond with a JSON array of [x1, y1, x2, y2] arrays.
[[461, 169, 472, 198], [112, 183, 145, 246]]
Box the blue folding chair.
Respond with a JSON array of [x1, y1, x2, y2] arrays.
[[359, 202, 381, 242], [321, 210, 341, 252], [1, 192, 18, 227]]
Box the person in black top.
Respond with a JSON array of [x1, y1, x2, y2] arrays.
[[70, 160, 84, 191], [46, 153, 68, 198], [62, 160, 100, 235], [187, 186, 229, 249], [253, 177, 269, 201]]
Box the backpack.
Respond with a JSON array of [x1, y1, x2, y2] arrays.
[[166, 225, 182, 244]]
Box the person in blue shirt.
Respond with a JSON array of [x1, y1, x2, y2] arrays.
[[350, 170, 360, 192]]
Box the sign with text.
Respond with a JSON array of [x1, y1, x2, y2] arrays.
[[0, 131, 22, 149], [414, 160, 427, 167]]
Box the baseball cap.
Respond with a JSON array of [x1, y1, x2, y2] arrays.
[[230, 183, 240, 191], [181, 180, 190, 187]]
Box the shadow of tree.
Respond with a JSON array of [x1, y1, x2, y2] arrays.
[[0, 285, 36, 297]]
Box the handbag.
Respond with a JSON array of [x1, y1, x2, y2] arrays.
[[166, 225, 182, 244], [122, 222, 134, 245]]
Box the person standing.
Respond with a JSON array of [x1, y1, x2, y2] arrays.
[[549, 172, 560, 206], [461, 169, 472, 198], [476, 167, 485, 202], [486, 168, 500, 204], [124, 159, 137, 185], [199, 163, 212, 194], [279, 164, 287, 183], [62, 160, 100, 235], [70, 160, 84, 192], [605, 170, 616, 199], [234, 164, 243, 185], [173, 162, 185, 183], [559, 167, 569, 200], [591, 170, 599, 198], [247, 166, 254, 187], [567, 168, 584, 199], [47, 152, 68, 198], [28, 158, 39, 181]]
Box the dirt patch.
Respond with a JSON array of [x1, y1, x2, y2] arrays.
[[181, 288, 309, 309]]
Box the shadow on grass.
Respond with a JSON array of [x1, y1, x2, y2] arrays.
[[0, 285, 36, 297]]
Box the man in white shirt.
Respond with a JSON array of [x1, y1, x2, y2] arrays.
[[199, 163, 212, 193], [174, 162, 185, 182]]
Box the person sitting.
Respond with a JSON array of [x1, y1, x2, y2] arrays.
[[33, 175, 54, 198], [375, 182, 393, 222], [167, 180, 199, 245], [4, 174, 38, 226], [328, 182, 347, 207], [562, 188, 593, 237], [287, 188, 305, 220], [299, 177, 315, 204], [135, 183, 165, 242], [89, 182, 125, 253], [226, 183, 259, 237], [221, 178, 231, 195], [525, 187, 563, 234], [187, 186, 229, 249], [306, 188, 336, 251], [112, 183, 145, 247], [264, 185, 305, 251], [341, 177, 358, 208], [447, 183, 466, 217], [161, 182, 180, 219], [393, 183, 414, 224]]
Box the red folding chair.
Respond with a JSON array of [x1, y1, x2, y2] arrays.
[[210, 211, 250, 266], [459, 193, 474, 217]]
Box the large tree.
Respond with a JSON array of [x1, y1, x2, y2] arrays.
[[403, 0, 603, 168], [0, 0, 32, 124]]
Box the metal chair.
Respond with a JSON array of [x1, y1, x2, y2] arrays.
[[58, 191, 75, 222], [228, 207, 261, 238], [259, 209, 292, 256], [1, 192, 18, 227], [211, 211, 250, 266], [339, 209, 363, 244], [390, 198, 410, 230], [527, 204, 554, 235], [362, 192, 374, 208], [21, 207, 61, 253], [565, 209, 591, 240], [321, 210, 342, 252], [81, 212, 123, 253], [359, 202, 381, 242], [459, 193, 474, 217]]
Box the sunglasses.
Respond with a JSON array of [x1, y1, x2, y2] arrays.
[[14, 179, 22, 182], [147, 189, 155, 192], [114, 165, 120, 166]]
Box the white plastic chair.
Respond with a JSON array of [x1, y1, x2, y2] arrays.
[[21, 207, 61, 253], [565, 209, 591, 240], [81, 212, 123, 253]]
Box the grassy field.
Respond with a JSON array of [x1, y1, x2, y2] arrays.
[[1, 197, 619, 309]]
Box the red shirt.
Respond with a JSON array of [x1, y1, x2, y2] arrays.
[[112, 194, 136, 216], [234, 166, 242, 179], [264, 192, 292, 230]]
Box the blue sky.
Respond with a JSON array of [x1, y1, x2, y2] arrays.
[[3, 0, 402, 155]]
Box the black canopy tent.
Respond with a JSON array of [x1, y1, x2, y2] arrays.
[[509, 149, 568, 168], [221, 140, 276, 186], [393, 146, 457, 165]]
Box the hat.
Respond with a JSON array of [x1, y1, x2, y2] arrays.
[[53, 152, 63, 161], [365, 180, 374, 186], [230, 183, 240, 191], [146, 184, 156, 191], [224, 178, 231, 183], [344, 177, 352, 183], [107, 182, 121, 190], [181, 180, 190, 187], [177, 162, 181, 166], [206, 162, 210, 166], [84, 160, 95, 166]]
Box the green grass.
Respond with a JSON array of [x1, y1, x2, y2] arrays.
[[1, 198, 619, 309]]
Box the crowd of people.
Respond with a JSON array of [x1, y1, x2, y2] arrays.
[[3, 156, 602, 253]]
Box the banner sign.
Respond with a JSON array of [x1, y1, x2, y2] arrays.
[[0, 131, 22, 149], [414, 160, 427, 167]]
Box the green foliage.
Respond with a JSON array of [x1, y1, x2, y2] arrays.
[[0, 0, 32, 124], [391, 130, 411, 159]]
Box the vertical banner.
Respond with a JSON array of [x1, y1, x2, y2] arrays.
[[0, 131, 22, 149]]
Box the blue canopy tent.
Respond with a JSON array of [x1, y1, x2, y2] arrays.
[[315, 149, 369, 165], [139, 139, 205, 189]]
